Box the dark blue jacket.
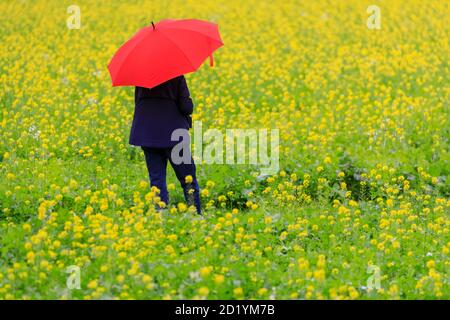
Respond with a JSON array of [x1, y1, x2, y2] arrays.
[[129, 76, 193, 148]]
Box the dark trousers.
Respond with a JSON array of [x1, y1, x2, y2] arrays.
[[142, 146, 201, 214]]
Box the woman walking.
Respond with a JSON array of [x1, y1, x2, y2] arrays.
[[129, 75, 201, 214]]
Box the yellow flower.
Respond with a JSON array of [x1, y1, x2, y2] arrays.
[[214, 274, 225, 285], [386, 199, 394, 207], [37, 205, 46, 220], [185, 175, 193, 184], [167, 234, 177, 241], [87, 280, 98, 289], [257, 288, 268, 296], [69, 179, 78, 189], [198, 287, 209, 297], [313, 269, 325, 282], [177, 203, 187, 212], [349, 200, 358, 207], [84, 205, 94, 215], [348, 287, 359, 299], [139, 180, 148, 189], [170, 207, 178, 214], [199, 266, 211, 278], [100, 198, 108, 211], [158, 201, 167, 208], [26, 251, 35, 263], [168, 183, 176, 191], [233, 287, 244, 297]]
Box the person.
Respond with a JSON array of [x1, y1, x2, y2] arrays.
[[129, 75, 201, 214]]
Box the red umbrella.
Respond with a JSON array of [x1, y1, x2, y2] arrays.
[[108, 19, 223, 89]]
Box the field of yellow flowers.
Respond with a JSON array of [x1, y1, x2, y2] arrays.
[[0, 0, 448, 299]]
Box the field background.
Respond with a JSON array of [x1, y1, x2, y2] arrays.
[[0, 0, 448, 299]]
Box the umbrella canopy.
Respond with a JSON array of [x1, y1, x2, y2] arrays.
[[108, 19, 223, 89]]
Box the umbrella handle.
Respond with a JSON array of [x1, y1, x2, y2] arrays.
[[151, 21, 155, 30], [209, 54, 214, 67]]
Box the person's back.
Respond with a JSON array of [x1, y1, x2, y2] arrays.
[[130, 75, 193, 147]]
